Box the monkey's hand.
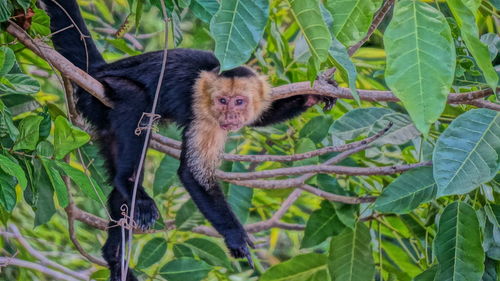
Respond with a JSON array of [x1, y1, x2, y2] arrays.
[[305, 95, 337, 112], [133, 189, 160, 231], [225, 229, 255, 268]]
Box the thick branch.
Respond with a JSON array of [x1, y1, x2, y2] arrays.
[[6, 23, 497, 110]]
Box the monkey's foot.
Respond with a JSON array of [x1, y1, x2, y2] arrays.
[[133, 194, 160, 231], [225, 231, 255, 269]]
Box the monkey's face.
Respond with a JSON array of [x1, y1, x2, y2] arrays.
[[213, 94, 250, 131], [195, 71, 271, 131]]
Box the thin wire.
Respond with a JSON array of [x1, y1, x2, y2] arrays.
[[121, 2, 170, 279]]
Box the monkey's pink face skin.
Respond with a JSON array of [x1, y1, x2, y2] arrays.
[[213, 95, 250, 131]]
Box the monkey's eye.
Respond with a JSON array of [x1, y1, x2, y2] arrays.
[[235, 99, 244, 105], [219, 98, 227, 104]]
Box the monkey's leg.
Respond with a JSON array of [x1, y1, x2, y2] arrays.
[[109, 103, 160, 230], [177, 158, 254, 267], [102, 190, 138, 281]]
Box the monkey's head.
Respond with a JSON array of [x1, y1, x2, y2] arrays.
[[194, 66, 271, 131]]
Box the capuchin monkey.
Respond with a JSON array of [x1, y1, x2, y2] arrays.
[[40, 0, 335, 280]]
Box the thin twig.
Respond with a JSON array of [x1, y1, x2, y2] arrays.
[[6, 225, 89, 280], [348, 0, 396, 56], [0, 257, 82, 281]]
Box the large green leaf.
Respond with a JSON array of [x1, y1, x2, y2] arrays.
[[433, 109, 500, 197], [0, 173, 16, 212], [0, 154, 27, 189], [13, 115, 43, 151], [330, 107, 394, 140], [447, 0, 498, 90], [55, 161, 106, 203], [153, 155, 179, 196], [301, 201, 344, 248], [369, 113, 420, 145], [33, 159, 56, 226], [210, 0, 268, 71], [0, 74, 40, 95], [190, 0, 219, 23], [0, 47, 15, 76], [300, 116, 332, 143], [384, 0, 455, 135], [227, 162, 253, 223], [286, 0, 331, 76], [321, 6, 359, 102], [413, 265, 438, 281], [40, 159, 68, 208], [435, 202, 484, 281], [183, 238, 231, 268], [54, 116, 90, 160], [328, 222, 375, 281], [136, 237, 168, 269], [159, 258, 211, 281], [0, 1, 12, 22], [175, 200, 205, 230], [325, 0, 382, 47], [375, 167, 436, 214], [260, 253, 328, 281]]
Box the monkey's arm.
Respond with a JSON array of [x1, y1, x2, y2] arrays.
[[251, 95, 335, 127], [177, 149, 253, 265]]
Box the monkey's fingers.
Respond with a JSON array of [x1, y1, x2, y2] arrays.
[[245, 250, 255, 269], [322, 97, 337, 112]]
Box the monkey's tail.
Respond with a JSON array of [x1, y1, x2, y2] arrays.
[[40, 0, 106, 74]]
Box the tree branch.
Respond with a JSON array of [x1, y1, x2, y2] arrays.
[[348, 0, 395, 56], [0, 257, 83, 281]]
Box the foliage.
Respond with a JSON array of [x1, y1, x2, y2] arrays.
[[0, 0, 498, 280]]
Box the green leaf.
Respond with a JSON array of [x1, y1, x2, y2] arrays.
[[159, 258, 211, 281], [260, 253, 328, 281], [55, 162, 106, 203], [0, 1, 13, 22], [173, 243, 194, 259], [375, 167, 436, 214], [435, 202, 484, 281], [433, 109, 500, 197], [40, 159, 68, 208], [183, 238, 231, 268], [294, 138, 319, 166], [175, 200, 205, 230], [370, 113, 421, 145], [447, 0, 498, 90], [153, 155, 179, 196], [33, 159, 56, 226], [328, 222, 375, 281], [0, 154, 27, 189], [328, 38, 359, 103], [210, 0, 268, 71], [286, 0, 331, 77], [330, 107, 394, 140], [0, 47, 15, 76], [413, 265, 438, 281], [0, 173, 16, 212], [190, 0, 219, 23], [0, 74, 40, 95], [384, 0, 455, 135], [325, 0, 382, 47], [30, 8, 51, 36], [136, 237, 168, 269], [13, 115, 43, 151], [300, 116, 332, 143], [14, 0, 31, 11], [227, 162, 253, 223], [301, 200, 344, 248], [54, 116, 91, 159]]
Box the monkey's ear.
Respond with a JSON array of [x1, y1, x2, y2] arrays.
[[195, 71, 218, 95], [211, 66, 221, 74], [257, 75, 271, 99]]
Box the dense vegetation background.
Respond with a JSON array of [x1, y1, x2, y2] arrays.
[[0, 0, 498, 280]]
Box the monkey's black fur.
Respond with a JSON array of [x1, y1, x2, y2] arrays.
[[41, 1, 318, 280]]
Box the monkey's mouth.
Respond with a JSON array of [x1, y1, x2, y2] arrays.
[[220, 123, 243, 131]]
